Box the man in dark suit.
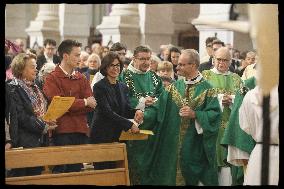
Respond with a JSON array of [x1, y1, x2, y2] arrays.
[[199, 39, 224, 73], [36, 39, 60, 71]]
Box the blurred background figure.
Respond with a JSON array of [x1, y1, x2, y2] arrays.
[[150, 54, 162, 73], [157, 61, 174, 81], [83, 53, 101, 84], [123, 57, 132, 71], [14, 38, 25, 53], [84, 45, 92, 54], [232, 49, 240, 60], [241, 51, 257, 80], [110, 42, 127, 62], [77, 51, 90, 73], [200, 36, 217, 64], [36, 38, 60, 71], [167, 46, 181, 80], [101, 46, 110, 58], [91, 42, 102, 58], [35, 62, 56, 90]]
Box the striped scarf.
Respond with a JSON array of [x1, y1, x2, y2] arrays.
[[17, 79, 47, 118]]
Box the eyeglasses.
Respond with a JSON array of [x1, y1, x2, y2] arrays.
[[216, 58, 229, 63], [109, 63, 121, 68], [136, 57, 151, 62]]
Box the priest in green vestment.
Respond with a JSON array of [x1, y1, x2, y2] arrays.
[[118, 45, 164, 185], [201, 47, 244, 186], [119, 45, 164, 111], [131, 49, 221, 185], [220, 76, 256, 185]]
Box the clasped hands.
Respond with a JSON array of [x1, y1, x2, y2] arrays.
[[86, 96, 97, 109], [179, 105, 195, 119], [145, 96, 157, 107], [130, 110, 144, 133], [222, 94, 233, 106]]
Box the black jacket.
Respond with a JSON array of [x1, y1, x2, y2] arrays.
[[90, 77, 137, 143], [5, 79, 46, 148], [36, 54, 60, 71]]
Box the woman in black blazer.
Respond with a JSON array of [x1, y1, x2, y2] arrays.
[[90, 52, 143, 144], [90, 52, 143, 169]]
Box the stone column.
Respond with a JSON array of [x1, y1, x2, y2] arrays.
[[25, 4, 60, 47], [58, 4, 92, 47], [192, 4, 233, 57], [138, 4, 174, 53], [5, 4, 29, 46], [96, 4, 140, 51], [192, 4, 252, 56]]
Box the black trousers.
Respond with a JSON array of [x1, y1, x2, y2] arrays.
[[52, 133, 89, 173]]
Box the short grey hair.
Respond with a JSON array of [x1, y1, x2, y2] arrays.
[[181, 49, 200, 68], [88, 53, 101, 67], [38, 62, 56, 81]]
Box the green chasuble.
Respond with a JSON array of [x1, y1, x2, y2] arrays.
[[119, 64, 164, 109], [118, 63, 164, 185], [202, 69, 243, 185], [220, 77, 256, 185], [129, 77, 221, 185]]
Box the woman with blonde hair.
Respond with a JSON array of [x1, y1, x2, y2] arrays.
[[5, 53, 57, 177]]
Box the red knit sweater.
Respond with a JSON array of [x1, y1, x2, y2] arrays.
[[43, 65, 94, 134]]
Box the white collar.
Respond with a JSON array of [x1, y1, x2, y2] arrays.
[[184, 72, 203, 85], [59, 64, 76, 76], [211, 67, 231, 75], [44, 53, 53, 61], [127, 61, 148, 74]]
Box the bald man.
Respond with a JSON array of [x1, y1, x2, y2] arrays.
[[201, 47, 244, 186]]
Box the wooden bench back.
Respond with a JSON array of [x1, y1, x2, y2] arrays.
[[5, 143, 130, 185]]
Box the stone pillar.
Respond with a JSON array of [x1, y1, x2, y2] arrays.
[[5, 4, 29, 46], [58, 4, 91, 47], [192, 4, 252, 56], [192, 4, 234, 58], [138, 4, 174, 53], [25, 4, 60, 48], [96, 4, 140, 51]]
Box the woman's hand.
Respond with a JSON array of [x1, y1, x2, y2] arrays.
[[134, 110, 144, 124], [130, 123, 140, 134], [45, 120, 58, 130], [5, 143, 12, 150]]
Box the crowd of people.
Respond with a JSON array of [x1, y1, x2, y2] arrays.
[[5, 36, 278, 185]]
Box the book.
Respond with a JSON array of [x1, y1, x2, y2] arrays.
[[119, 130, 154, 140]]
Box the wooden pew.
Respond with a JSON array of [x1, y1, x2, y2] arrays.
[[5, 143, 130, 185]]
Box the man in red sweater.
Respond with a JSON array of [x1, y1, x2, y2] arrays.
[[43, 39, 97, 173]]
